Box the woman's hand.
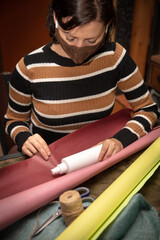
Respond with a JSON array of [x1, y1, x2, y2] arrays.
[[22, 134, 51, 160], [98, 138, 123, 161]]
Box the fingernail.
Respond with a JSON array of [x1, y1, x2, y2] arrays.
[[45, 155, 49, 161], [48, 152, 51, 156]]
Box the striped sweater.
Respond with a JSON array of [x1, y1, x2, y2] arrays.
[[5, 41, 158, 151]]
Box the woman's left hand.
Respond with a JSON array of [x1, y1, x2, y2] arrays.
[[98, 138, 123, 161]]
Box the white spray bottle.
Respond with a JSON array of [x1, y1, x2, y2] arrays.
[[51, 144, 102, 175]]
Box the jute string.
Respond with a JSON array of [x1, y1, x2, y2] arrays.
[[28, 200, 59, 240], [60, 190, 84, 226]]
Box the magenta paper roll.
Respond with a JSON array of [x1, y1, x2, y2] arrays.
[[0, 109, 160, 230]]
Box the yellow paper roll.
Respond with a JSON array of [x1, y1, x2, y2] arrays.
[[56, 137, 160, 240]]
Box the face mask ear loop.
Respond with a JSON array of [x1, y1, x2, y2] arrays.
[[55, 19, 58, 29], [106, 25, 108, 33]]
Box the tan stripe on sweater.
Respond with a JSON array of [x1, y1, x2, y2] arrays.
[[117, 70, 143, 91], [128, 92, 154, 110], [33, 91, 115, 115], [126, 121, 146, 138], [18, 58, 31, 79], [10, 86, 32, 105]]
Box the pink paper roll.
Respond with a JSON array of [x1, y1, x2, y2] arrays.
[[0, 109, 159, 230]]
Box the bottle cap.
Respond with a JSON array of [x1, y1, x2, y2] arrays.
[[51, 162, 67, 175], [51, 166, 61, 175]]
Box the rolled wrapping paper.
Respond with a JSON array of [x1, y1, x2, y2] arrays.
[[0, 127, 160, 230], [60, 190, 84, 226], [51, 144, 102, 175], [1, 109, 132, 200], [56, 137, 160, 240]]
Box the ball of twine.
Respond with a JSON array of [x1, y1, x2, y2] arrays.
[[59, 190, 84, 226]]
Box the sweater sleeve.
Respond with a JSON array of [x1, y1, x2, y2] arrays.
[[4, 57, 33, 151], [112, 44, 159, 147]]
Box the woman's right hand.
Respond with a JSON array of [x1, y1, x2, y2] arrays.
[[22, 133, 51, 160]]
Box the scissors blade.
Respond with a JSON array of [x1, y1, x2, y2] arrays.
[[32, 208, 62, 237]]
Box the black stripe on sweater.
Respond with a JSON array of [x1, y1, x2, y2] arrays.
[[9, 99, 31, 113], [117, 51, 137, 79], [113, 128, 138, 147], [32, 125, 67, 145], [124, 84, 148, 101], [32, 72, 118, 100], [140, 104, 160, 117], [10, 69, 31, 95], [32, 106, 113, 126]]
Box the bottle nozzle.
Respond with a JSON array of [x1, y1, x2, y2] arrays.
[[51, 166, 61, 175], [51, 162, 68, 175]]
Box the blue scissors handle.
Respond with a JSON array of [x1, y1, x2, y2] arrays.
[[82, 196, 94, 209], [73, 186, 90, 198]]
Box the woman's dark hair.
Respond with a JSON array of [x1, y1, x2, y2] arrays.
[[46, 0, 117, 42]]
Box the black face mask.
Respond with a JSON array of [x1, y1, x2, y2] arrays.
[[55, 29, 106, 64]]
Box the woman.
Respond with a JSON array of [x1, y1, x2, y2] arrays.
[[5, 0, 159, 161]]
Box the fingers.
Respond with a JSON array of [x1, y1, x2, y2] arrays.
[[22, 134, 51, 161], [98, 138, 123, 161], [22, 144, 38, 158]]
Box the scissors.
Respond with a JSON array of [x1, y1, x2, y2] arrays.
[[31, 187, 94, 237]]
